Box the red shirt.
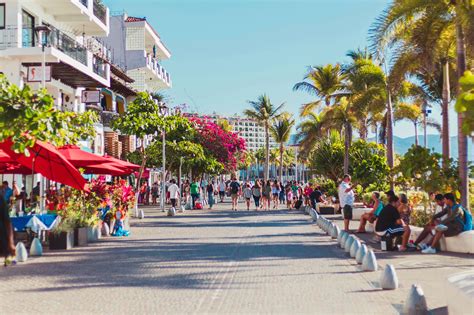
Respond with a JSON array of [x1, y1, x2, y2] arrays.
[[304, 187, 313, 196]]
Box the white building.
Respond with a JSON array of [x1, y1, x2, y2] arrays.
[[187, 113, 278, 152], [0, 0, 111, 155], [100, 13, 171, 93]]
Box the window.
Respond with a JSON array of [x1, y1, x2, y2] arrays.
[[0, 4, 5, 29], [22, 10, 35, 47]]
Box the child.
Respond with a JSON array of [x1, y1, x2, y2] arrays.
[[243, 184, 252, 211]]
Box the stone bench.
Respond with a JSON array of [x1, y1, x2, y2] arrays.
[[352, 207, 372, 220], [446, 271, 474, 315], [409, 225, 474, 254]]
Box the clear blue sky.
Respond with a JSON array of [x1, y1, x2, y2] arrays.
[[103, 0, 457, 138]]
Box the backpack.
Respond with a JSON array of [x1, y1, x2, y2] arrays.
[[454, 204, 473, 231], [230, 182, 239, 194]]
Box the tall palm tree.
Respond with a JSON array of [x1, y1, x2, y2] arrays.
[[370, 0, 473, 206], [293, 64, 345, 115], [270, 113, 295, 183], [244, 95, 284, 182]]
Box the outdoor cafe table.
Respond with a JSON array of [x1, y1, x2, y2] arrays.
[[11, 214, 59, 234]]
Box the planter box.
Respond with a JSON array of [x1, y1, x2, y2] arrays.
[[74, 227, 88, 246], [49, 231, 74, 250], [318, 206, 335, 215]]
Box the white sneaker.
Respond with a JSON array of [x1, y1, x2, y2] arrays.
[[421, 246, 436, 254]]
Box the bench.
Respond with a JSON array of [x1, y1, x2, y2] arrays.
[[409, 225, 474, 254], [446, 271, 474, 315]]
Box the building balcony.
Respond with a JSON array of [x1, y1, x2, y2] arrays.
[[101, 110, 119, 128], [35, 0, 109, 35], [145, 54, 172, 88], [0, 26, 110, 88], [125, 50, 172, 91]]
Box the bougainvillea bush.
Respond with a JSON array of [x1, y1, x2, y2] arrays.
[[190, 117, 246, 171]]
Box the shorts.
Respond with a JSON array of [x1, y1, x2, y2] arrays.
[[170, 199, 177, 207], [272, 193, 279, 197], [245, 198, 251, 201], [343, 205, 353, 220], [219, 191, 225, 197], [376, 224, 405, 237], [444, 222, 463, 237], [231, 193, 238, 199]]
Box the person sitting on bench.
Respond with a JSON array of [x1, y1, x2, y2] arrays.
[[356, 191, 383, 233], [414, 193, 467, 254], [375, 195, 410, 251]]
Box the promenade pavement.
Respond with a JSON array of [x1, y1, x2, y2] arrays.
[[1, 200, 472, 314]]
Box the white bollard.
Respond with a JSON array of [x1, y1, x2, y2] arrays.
[[15, 242, 28, 262], [168, 207, 176, 216], [355, 243, 368, 264], [340, 232, 349, 248], [310, 209, 318, 221], [331, 225, 340, 239], [403, 284, 428, 315], [350, 239, 361, 258], [29, 238, 43, 256], [94, 225, 101, 240], [362, 249, 378, 271], [102, 222, 110, 236], [344, 235, 355, 253], [139, 209, 145, 219], [336, 227, 343, 243], [380, 264, 399, 290]]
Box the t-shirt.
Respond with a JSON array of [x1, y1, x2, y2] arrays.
[[190, 182, 199, 195], [230, 181, 240, 194], [252, 187, 261, 197], [291, 185, 298, 193], [310, 190, 322, 203], [375, 204, 400, 232], [168, 184, 180, 199], [304, 187, 313, 196], [2, 187, 13, 203], [218, 182, 226, 192], [243, 188, 252, 199], [338, 182, 354, 207]]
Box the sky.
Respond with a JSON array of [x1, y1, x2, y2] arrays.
[[103, 0, 459, 139]]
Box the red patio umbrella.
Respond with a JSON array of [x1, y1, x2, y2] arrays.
[[82, 163, 133, 176], [0, 139, 87, 191], [103, 155, 141, 170], [58, 144, 112, 167], [0, 162, 32, 175]]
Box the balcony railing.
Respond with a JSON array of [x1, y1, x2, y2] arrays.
[[93, 0, 107, 25], [48, 27, 88, 66], [145, 54, 171, 86], [93, 55, 107, 78]]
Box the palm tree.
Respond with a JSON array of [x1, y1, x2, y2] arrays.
[[370, 0, 473, 206], [296, 112, 327, 156], [293, 64, 345, 115], [394, 102, 441, 146], [244, 95, 284, 182], [321, 97, 357, 175], [270, 113, 295, 183]]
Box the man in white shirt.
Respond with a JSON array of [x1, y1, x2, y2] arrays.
[[167, 179, 180, 210], [338, 174, 354, 231], [218, 181, 227, 203]]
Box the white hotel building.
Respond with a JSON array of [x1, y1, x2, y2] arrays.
[[0, 1, 172, 158]]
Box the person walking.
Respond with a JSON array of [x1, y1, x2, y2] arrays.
[[167, 179, 180, 211], [252, 181, 261, 209], [218, 180, 227, 203], [190, 179, 200, 209], [151, 182, 159, 205], [272, 180, 280, 209], [0, 197, 15, 266], [243, 183, 253, 210], [229, 177, 241, 211], [207, 181, 216, 209], [338, 174, 354, 231]]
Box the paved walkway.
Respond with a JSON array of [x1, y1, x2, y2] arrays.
[[1, 202, 472, 314]]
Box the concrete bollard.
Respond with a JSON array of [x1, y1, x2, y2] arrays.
[[350, 239, 361, 258], [139, 209, 145, 219], [168, 207, 177, 216], [337, 227, 343, 243], [380, 264, 399, 290], [331, 225, 340, 239], [362, 249, 378, 271], [16, 242, 28, 262], [344, 235, 355, 253], [310, 209, 318, 221], [94, 226, 101, 240], [102, 222, 110, 236], [403, 284, 428, 315], [29, 238, 43, 256], [355, 243, 368, 264], [340, 232, 349, 248]]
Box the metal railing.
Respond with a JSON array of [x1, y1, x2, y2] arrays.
[[93, 0, 107, 25], [79, 0, 88, 8], [0, 26, 88, 66], [93, 55, 107, 78]]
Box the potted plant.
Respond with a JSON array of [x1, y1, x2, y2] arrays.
[[49, 218, 74, 250]]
